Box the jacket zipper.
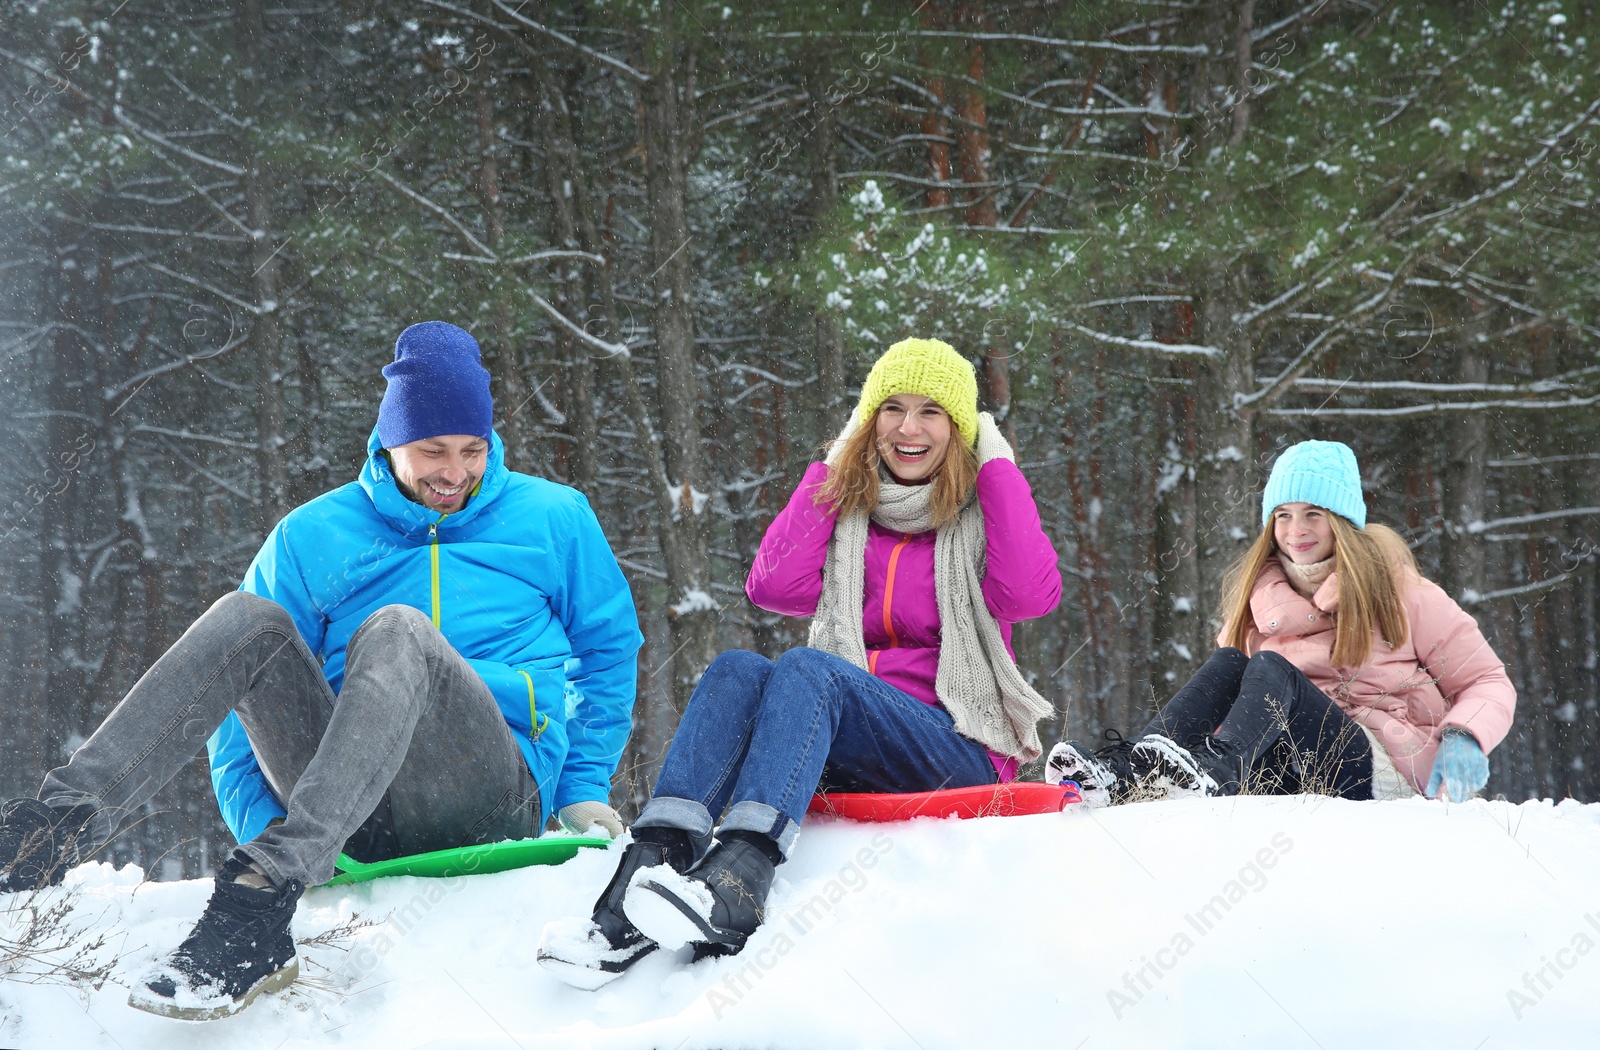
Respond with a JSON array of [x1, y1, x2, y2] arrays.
[[870, 532, 914, 676], [428, 521, 442, 628]]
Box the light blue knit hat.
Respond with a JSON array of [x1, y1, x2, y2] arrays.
[[1260, 440, 1367, 529]]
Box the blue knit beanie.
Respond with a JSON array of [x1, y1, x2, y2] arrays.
[[1260, 440, 1367, 529], [376, 321, 494, 449]]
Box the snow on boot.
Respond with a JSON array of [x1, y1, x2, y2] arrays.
[[1128, 734, 1220, 800], [1044, 735, 1135, 808], [128, 852, 304, 1021], [538, 830, 695, 990], [0, 798, 98, 893], [623, 832, 778, 956]]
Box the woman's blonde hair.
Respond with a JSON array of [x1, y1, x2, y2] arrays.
[[1219, 512, 1417, 669], [815, 410, 979, 529]]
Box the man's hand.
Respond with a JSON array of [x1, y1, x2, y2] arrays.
[[1426, 728, 1489, 802], [558, 801, 624, 838]]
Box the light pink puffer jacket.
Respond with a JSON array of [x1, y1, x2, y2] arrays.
[[1223, 561, 1517, 792]]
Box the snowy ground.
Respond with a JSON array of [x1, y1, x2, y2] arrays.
[[4, 794, 1600, 1049]]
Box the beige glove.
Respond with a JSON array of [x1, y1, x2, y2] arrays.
[[557, 801, 624, 838], [824, 413, 862, 468], [975, 411, 1014, 465]]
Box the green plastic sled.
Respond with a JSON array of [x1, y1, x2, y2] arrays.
[[322, 835, 611, 886]]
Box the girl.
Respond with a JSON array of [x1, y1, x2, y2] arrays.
[[539, 337, 1061, 987], [1047, 439, 1516, 806]]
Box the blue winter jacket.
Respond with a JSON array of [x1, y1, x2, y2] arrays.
[[206, 427, 643, 844]]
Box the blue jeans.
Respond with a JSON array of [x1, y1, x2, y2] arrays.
[[635, 648, 998, 856]]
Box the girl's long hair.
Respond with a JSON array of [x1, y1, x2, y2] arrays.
[[1219, 514, 1416, 669], [816, 414, 979, 529]]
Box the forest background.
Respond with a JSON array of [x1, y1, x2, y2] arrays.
[[1, 0, 1596, 878]]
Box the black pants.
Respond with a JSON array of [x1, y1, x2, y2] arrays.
[[1139, 648, 1375, 800]]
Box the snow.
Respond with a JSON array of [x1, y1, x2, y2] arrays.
[[6, 796, 1600, 1047], [850, 180, 885, 218], [663, 483, 711, 517], [668, 588, 719, 616]]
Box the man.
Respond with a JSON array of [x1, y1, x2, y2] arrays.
[[0, 321, 642, 1020]]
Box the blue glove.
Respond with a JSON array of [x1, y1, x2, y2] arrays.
[[1426, 728, 1489, 802]]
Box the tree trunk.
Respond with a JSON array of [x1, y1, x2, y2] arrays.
[[1183, 1, 1259, 627], [953, 8, 997, 228], [1150, 382, 1203, 710], [637, 16, 718, 714], [1192, 271, 1256, 632], [1229, 1, 1256, 146], [42, 236, 102, 759], [530, 66, 598, 491], [804, 59, 847, 420], [1446, 336, 1488, 601], [949, 6, 1009, 424], [474, 78, 531, 471], [917, 3, 952, 210], [238, 0, 289, 530]]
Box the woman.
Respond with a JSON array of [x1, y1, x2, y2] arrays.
[[1048, 439, 1516, 807], [539, 337, 1061, 988]]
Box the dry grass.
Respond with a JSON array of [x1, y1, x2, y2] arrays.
[[287, 913, 386, 1003], [0, 885, 119, 995]]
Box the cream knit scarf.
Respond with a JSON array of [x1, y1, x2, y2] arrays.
[[807, 472, 1050, 762], [1277, 554, 1336, 600]]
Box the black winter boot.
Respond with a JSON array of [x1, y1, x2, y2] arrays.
[[128, 851, 305, 1020], [1044, 732, 1137, 808], [1188, 736, 1251, 796], [0, 798, 98, 893], [1127, 734, 1221, 799], [623, 831, 780, 956], [537, 828, 696, 990]]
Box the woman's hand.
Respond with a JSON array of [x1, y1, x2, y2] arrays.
[[1426, 728, 1489, 802], [824, 414, 861, 467], [975, 412, 1014, 465]]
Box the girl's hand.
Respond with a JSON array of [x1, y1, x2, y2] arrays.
[[975, 412, 1014, 465], [1426, 728, 1489, 802]]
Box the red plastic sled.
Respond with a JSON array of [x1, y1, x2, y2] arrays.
[[807, 780, 1082, 823]]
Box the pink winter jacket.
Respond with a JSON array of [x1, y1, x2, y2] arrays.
[[747, 459, 1062, 780], [1223, 561, 1517, 792]]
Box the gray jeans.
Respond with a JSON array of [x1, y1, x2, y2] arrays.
[[38, 591, 540, 887]]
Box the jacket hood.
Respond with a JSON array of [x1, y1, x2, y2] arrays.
[[359, 425, 510, 536]]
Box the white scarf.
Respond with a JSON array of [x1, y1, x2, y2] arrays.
[[807, 472, 1050, 762]]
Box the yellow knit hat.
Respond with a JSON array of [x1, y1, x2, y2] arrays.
[[856, 338, 979, 447]]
